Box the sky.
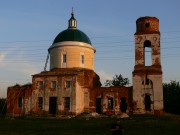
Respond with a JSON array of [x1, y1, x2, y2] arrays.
[[0, 0, 180, 97]]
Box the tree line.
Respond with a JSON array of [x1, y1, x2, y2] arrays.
[[163, 80, 180, 114]]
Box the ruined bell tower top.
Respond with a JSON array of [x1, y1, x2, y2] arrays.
[[135, 16, 160, 35]]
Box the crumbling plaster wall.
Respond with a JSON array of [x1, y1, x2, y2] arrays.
[[7, 84, 32, 116], [31, 68, 101, 115], [133, 74, 163, 114], [32, 75, 78, 114], [133, 16, 163, 114], [89, 86, 132, 114]]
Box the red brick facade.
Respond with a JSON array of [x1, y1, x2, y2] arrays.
[[6, 70, 132, 116], [7, 84, 32, 116], [88, 86, 132, 114]]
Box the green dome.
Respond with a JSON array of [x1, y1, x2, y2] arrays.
[[53, 29, 92, 45]]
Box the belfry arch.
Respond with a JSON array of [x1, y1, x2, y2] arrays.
[[144, 40, 152, 66]]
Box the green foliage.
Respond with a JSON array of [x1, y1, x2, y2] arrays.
[[163, 80, 180, 90], [104, 74, 130, 87], [0, 98, 6, 116], [163, 80, 180, 114]]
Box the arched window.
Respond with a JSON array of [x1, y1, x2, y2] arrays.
[[142, 78, 153, 85], [144, 40, 152, 66]]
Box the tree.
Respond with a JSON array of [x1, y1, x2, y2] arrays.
[[104, 74, 130, 87], [163, 80, 180, 114], [0, 98, 6, 116]]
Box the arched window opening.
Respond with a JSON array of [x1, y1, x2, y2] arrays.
[[144, 40, 152, 66], [142, 78, 153, 86]]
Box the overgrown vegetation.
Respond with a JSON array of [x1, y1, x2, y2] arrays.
[[104, 74, 130, 87], [0, 114, 180, 135], [163, 80, 180, 114], [0, 98, 6, 116]]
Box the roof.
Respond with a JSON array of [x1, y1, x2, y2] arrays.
[[53, 28, 92, 45], [53, 11, 92, 45], [32, 68, 91, 76]]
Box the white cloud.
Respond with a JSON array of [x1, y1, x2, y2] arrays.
[[0, 52, 7, 67], [96, 69, 113, 86], [2, 48, 40, 75], [0, 52, 5, 60], [0, 46, 43, 97]]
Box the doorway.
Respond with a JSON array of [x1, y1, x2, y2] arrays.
[[49, 97, 57, 115], [145, 94, 151, 111], [96, 98, 102, 114], [120, 97, 127, 112]]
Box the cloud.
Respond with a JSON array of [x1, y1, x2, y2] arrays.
[[0, 45, 43, 97], [0, 52, 5, 60], [96, 69, 113, 86], [0, 52, 7, 67], [0, 47, 23, 67]]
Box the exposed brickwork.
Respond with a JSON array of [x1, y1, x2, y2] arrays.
[[135, 16, 160, 35], [30, 68, 101, 115], [6, 69, 133, 116], [6, 16, 164, 116], [88, 86, 133, 114], [7, 84, 32, 116], [133, 16, 163, 114]]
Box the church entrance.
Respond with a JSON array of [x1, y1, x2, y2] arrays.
[[142, 79, 153, 111], [96, 98, 102, 114], [145, 94, 151, 111], [49, 97, 57, 115], [120, 97, 127, 112]]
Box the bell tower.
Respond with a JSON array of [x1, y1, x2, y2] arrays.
[[132, 16, 163, 114]]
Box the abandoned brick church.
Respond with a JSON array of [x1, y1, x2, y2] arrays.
[[7, 11, 163, 116]]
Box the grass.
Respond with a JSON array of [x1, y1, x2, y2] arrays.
[[0, 114, 180, 135]]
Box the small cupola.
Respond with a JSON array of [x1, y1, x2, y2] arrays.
[[68, 9, 77, 29]]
